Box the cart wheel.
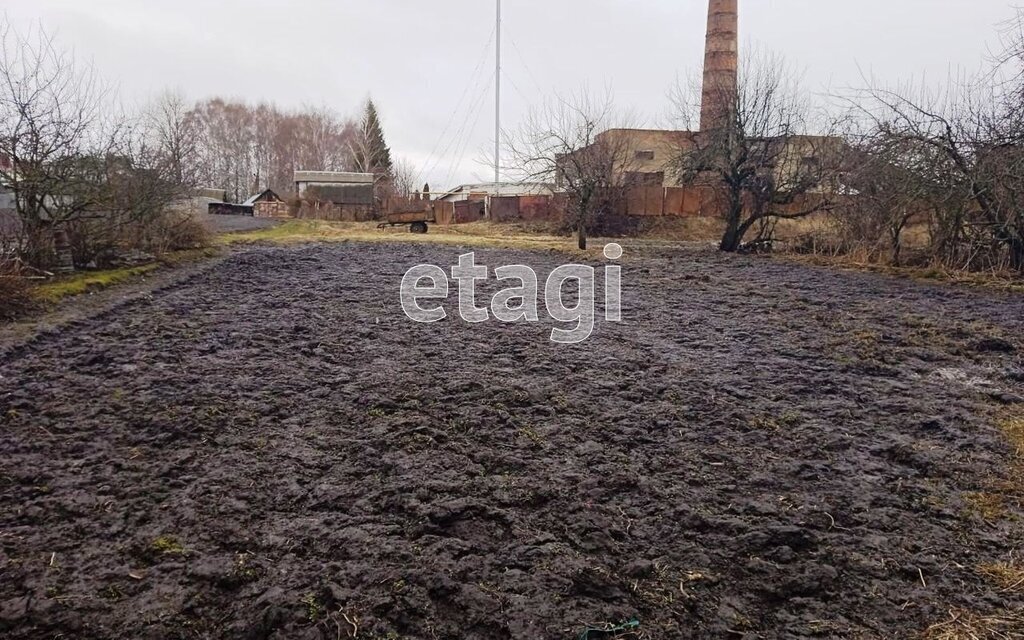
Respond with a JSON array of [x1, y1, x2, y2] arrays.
[[410, 222, 429, 234]]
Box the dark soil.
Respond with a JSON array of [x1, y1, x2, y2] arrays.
[[1, 242, 1023, 640], [202, 214, 282, 234]]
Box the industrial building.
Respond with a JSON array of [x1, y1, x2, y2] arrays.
[[564, 0, 842, 202]]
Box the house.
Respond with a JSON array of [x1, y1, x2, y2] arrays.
[[206, 189, 286, 217], [294, 171, 376, 221], [248, 189, 288, 218]]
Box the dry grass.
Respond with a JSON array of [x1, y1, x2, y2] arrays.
[[0, 266, 40, 320], [221, 219, 620, 258], [978, 562, 1024, 594], [998, 411, 1024, 459], [964, 491, 1010, 522], [780, 252, 1024, 293], [922, 609, 1024, 640]]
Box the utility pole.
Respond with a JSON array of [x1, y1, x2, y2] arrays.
[[495, 0, 501, 188]]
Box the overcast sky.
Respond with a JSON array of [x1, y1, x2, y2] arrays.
[[3, 0, 1017, 189]]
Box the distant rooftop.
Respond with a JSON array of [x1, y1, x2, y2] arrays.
[[294, 171, 374, 185], [436, 182, 553, 199]]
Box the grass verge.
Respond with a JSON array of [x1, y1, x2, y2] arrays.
[[777, 253, 1024, 294], [33, 248, 220, 304], [34, 264, 162, 302], [220, 220, 600, 256]]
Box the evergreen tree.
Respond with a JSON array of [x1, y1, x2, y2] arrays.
[[352, 99, 393, 175]]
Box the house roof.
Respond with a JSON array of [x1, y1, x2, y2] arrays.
[[241, 189, 280, 207], [294, 171, 375, 185]]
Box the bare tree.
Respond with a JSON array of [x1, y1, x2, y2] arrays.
[[672, 50, 842, 252], [506, 89, 637, 250], [389, 157, 418, 198], [145, 90, 200, 188], [186, 99, 357, 199], [0, 19, 114, 266], [849, 68, 1024, 271]]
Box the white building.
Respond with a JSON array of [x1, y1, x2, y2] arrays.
[[434, 182, 553, 203]]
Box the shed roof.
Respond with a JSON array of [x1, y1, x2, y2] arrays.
[[241, 189, 281, 207], [294, 171, 374, 185], [436, 182, 554, 201]]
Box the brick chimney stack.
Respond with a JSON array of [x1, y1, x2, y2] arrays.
[[700, 0, 739, 132]]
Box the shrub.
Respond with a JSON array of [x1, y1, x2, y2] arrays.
[[0, 260, 39, 321], [63, 210, 212, 268], [147, 211, 212, 252]]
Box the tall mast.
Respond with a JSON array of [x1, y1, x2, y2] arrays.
[[495, 0, 501, 187]]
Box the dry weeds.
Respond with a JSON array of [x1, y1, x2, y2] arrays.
[[978, 562, 1024, 594], [922, 608, 1024, 640]]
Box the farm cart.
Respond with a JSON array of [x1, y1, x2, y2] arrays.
[[378, 211, 434, 234]]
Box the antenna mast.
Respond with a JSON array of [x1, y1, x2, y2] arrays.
[[495, 0, 501, 187]]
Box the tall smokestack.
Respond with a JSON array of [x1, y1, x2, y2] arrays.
[[700, 0, 739, 131]]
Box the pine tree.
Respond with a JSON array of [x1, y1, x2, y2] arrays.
[[352, 99, 393, 175]]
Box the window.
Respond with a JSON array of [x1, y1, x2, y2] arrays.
[[635, 150, 655, 161]]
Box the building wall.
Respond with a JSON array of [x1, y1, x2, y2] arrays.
[[489, 196, 520, 222], [255, 201, 290, 218], [592, 129, 697, 187], [294, 201, 375, 222], [299, 183, 375, 206], [0, 189, 16, 210], [591, 129, 844, 193], [208, 203, 253, 216]]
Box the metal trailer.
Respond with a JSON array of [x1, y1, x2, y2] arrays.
[[378, 210, 435, 234]]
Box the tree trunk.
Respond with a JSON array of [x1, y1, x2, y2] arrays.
[[890, 224, 904, 267], [1010, 237, 1024, 272], [575, 203, 588, 250], [719, 198, 745, 253], [720, 223, 741, 252]]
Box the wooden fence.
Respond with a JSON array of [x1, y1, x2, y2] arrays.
[[383, 187, 835, 224]]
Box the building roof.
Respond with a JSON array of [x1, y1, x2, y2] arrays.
[[294, 171, 375, 185], [241, 189, 281, 207], [194, 187, 228, 201], [436, 182, 554, 201]]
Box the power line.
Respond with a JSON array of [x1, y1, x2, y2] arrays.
[[435, 70, 493, 188], [445, 71, 496, 188], [508, 31, 545, 96], [416, 26, 496, 186]]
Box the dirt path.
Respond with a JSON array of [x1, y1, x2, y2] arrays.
[[1, 243, 1022, 639]]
